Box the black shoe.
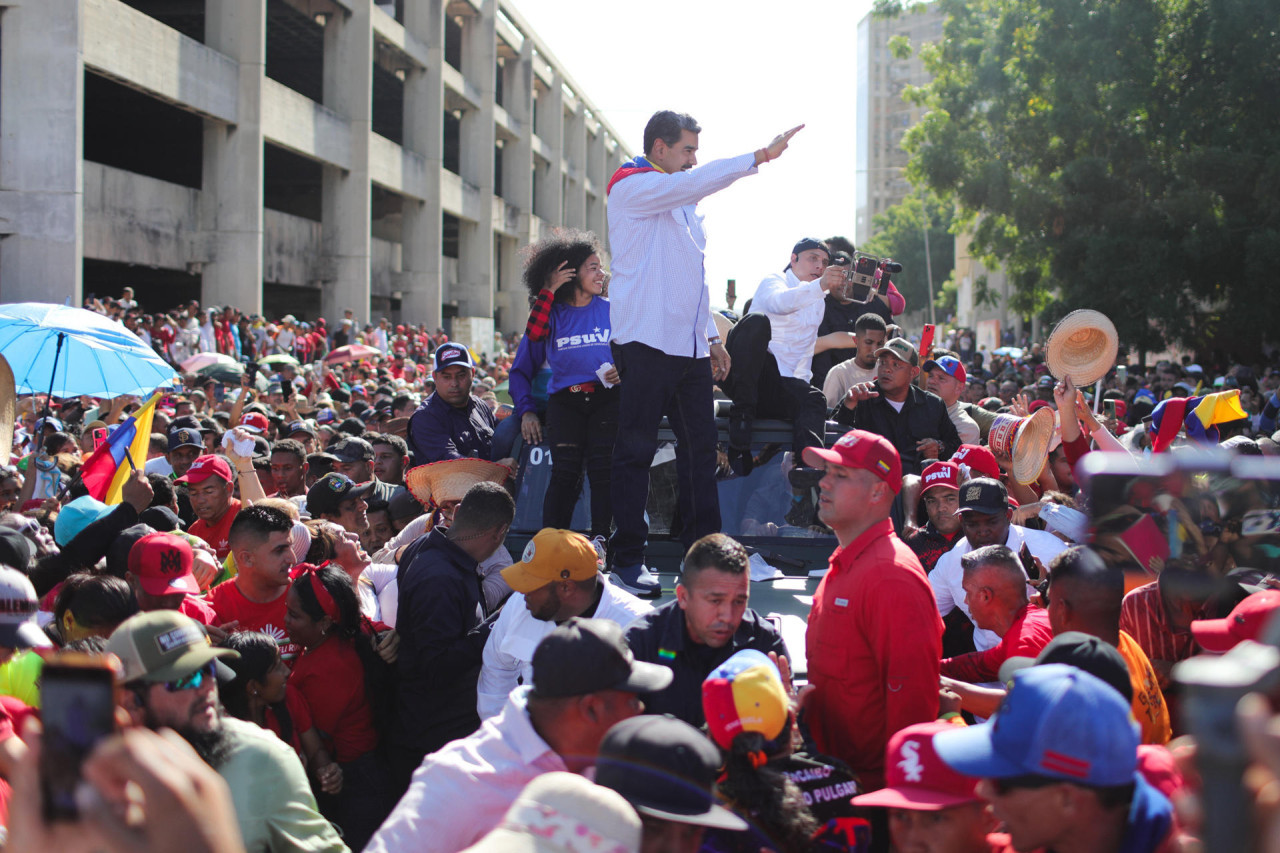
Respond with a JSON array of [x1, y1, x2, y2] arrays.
[[728, 447, 754, 477], [787, 465, 824, 490], [728, 405, 755, 452]]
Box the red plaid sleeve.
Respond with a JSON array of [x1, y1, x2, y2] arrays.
[[524, 288, 556, 341]]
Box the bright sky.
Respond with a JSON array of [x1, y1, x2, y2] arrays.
[[512, 0, 877, 311]]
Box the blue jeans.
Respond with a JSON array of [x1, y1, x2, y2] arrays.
[[610, 342, 721, 568]]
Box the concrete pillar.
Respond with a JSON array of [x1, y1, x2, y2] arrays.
[[399, 0, 445, 329], [586, 126, 607, 240], [202, 0, 266, 315], [454, 0, 495, 319], [320, 1, 373, 324], [534, 73, 563, 227], [0, 0, 83, 304], [495, 41, 535, 332], [564, 102, 586, 228]]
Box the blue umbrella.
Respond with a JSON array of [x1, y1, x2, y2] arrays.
[[0, 302, 177, 398]]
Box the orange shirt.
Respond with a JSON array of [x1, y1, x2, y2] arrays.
[[1118, 630, 1172, 745]]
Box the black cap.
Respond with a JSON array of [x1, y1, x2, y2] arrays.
[[287, 420, 316, 438], [306, 473, 373, 517], [0, 529, 33, 572], [338, 417, 366, 437], [596, 716, 748, 830], [138, 506, 184, 533], [329, 436, 373, 463], [167, 428, 204, 453], [170, 415, 202, 433], [955, 477, 1009, 516], [998, 632, 1134, 704], [531, 617, 673, 699], [107, 523, 157, 579], [790, 237, 830, 259], [433, 343, 474, 372]]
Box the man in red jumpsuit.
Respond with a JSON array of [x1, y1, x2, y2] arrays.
[[802, 429, 944, 796]]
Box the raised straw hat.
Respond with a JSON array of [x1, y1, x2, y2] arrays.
[[405, 458, 511, 508], [0, 356, 13, 467], [1046, 309, 1119, 386], [987, 406, 1056, 485]]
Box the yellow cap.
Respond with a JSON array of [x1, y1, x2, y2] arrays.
[[501, 529, 601, 594]]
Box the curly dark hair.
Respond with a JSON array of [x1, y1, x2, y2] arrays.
[[716, 724, 818, 852], [520, 229, 605, 304]]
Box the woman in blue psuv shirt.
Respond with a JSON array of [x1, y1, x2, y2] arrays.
[[521, 229, 620, 547]]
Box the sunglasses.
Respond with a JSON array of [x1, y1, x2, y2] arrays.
[[163, 662, 217, 693], [991, 774, 1063, 795]]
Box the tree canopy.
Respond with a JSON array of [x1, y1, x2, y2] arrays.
[[878, 0, 1280, 354], [860, 190, 956, 319]]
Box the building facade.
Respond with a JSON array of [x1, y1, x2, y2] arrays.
[[853, 2, 943, 244], [0, 0, 631, 344]]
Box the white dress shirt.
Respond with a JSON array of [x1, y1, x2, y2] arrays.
[[365, 687, 566, 853], [750, 269, 827, 382], [607, 153, 758, 358], [928, 524, 1068, 650], [476, 581, 654, 719]]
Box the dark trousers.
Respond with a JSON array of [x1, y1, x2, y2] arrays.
[[319, 751, 395, 852], [723, 314, 828, 452], [610, 341, 721, 569], [543, 386, 620, 539]]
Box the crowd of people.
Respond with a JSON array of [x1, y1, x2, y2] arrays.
[[2, 108, 1280, 853]]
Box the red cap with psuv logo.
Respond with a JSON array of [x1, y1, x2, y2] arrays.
[[803, 430, 902, 493], [239, 412, 270, 434], [174, 455, 234, 485], [951, 444, 1001, 480], [921, 461, 961, 494]]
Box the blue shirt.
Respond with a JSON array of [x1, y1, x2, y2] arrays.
[[545, 296, 613, 393], [607, 152, 758, 357], [507, 335, 550, 418], [407, 392, 496, 462]]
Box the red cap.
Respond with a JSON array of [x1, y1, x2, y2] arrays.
[[851, 722, 980, 810], [951, 444, 1000, 480], [175, 455, 233, 485], [803, 430, 902, 493], [921, 461, 961, 494], [1191, 590, 1280, 653], [128, 532, 199, 596], [239, 412, 270, 434]]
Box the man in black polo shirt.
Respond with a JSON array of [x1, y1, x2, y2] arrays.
[[407, 343, 514, 467], [623, 533, 788, 727], [833, 337, 960, 476]]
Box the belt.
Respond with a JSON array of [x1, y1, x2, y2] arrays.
[[567, 382, 599, 393]]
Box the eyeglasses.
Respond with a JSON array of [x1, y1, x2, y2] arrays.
[[162, 662, 216, 692], [991, 774, 1063, 795]]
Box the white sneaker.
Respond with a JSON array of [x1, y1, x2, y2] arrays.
[[611, 563, 660, 596]]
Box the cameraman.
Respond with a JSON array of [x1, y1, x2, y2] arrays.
[[809, 236, 905, 389], [722, 239, 849, 470]]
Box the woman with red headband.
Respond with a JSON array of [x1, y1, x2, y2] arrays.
[[285, 564, 394, 850]]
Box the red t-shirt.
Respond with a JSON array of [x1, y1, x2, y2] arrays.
[[189, 499, 241, 562], [179, 595, 218, 626], [265, 684, 314, 758], [289, 637, 378, 763], [208, 579, 300, 662]]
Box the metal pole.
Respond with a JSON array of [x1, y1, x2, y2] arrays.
[[920, 193, 937, 328], [42, 332, 65, 419]]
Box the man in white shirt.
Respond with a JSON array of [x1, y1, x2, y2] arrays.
[[822, 313, 889, 408], [722, 238, 850, 467], [605, 110, 801, 594], [477, 528, 652, 719], [923, 354, 981, 445], [366, 617, 671, 853], [929, 478, 1067, 651]]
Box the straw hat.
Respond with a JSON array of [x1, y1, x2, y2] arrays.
[[0, 356, 13, 467], [711, 312, 733, 342], [1046, 310, 1118, 386], [405, 458, 511, 507], [462, 772, 640, 853], [987, 406, 1056, 485]]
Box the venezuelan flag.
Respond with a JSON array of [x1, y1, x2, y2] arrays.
[[80, 391, 161, 503]]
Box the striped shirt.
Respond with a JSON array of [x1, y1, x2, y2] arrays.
[[607, 152, 758, 357], [1119, 581, 1199, 676]]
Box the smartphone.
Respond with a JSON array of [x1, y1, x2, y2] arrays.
[[91, 428, 108, 451], [281, 378, 294, 399], [1018, 542, 1040, 581], [40, 653, 119, 821], [1104, 399, 1118, 419]]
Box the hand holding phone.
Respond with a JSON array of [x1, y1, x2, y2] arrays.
[[39, 652, 120, 821]]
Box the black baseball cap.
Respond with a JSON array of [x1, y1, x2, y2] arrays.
[[531, 617, 672, 699], [596, 716, 748, 830], [167, 428, 204, 452], [955, 478, 1009, 516], [306, 473, 373, 517], [790, 237, 830, 258], [287, 420, 316, 438], [998, 632, 1134, 704], [434, 343, 474, 372], [329, 436, 374, 463]]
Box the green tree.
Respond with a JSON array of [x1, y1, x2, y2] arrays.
[[860, 190, 956, 318], [878, 0, 1280, 354]]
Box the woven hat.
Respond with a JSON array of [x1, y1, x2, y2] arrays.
[[0, 355, 13, 467], [405, 458, 511, 508], [461, 772, 641, 853], [1046, 310, 1118, 386], [987, 406, 1055, 485]]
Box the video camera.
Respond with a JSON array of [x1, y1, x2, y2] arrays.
[[829, 251, 903, 304]]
